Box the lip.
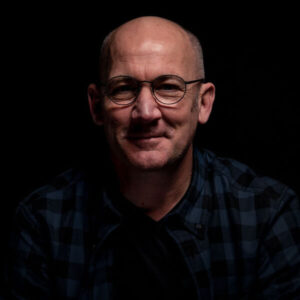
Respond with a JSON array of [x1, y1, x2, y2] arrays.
[[126, 135, 164, 147], [127, 135, 164, 140]]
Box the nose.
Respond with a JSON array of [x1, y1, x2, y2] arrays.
[[131, 84, 162, 123]]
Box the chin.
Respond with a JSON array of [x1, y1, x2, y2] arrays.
[[126, 150, 171, 171], [110, 137, 192, 172]]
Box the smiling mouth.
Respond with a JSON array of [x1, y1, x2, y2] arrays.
[[127, 135, 163, 140], [126, 135, 164, 147]]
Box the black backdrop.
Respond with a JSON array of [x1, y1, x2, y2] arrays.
[[2, 4, 299, 279]]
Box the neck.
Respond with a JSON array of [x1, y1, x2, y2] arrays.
[[112, 146, 194, 221]]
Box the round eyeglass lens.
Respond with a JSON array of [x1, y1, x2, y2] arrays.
[[153, 75, 186, 104], [106, 76, 138, 104]]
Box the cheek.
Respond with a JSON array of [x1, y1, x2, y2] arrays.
[[163, 106, 199, 133], [103, 106, 131, 135]]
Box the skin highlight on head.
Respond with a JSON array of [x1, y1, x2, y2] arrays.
[[98, 16, 205, 83]]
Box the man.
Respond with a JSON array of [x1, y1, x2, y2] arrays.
[[5, 16, 300, 299]]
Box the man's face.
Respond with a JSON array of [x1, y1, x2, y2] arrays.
[[90, 22, 213, 171]]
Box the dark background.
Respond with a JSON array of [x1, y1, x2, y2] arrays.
[[2, 4, 299, 277]]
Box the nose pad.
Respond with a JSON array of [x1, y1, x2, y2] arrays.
[[131, 85, 161, 123]]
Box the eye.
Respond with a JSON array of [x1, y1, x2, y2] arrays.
[[111, 84, 134, 95], [107, 81, 138, 101], [157, 83, 181, 91]]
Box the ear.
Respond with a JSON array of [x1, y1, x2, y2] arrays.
[[197, 82, 216, 124], [87, 83, 103, 126]]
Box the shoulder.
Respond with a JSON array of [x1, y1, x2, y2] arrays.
[[15, 167, 97, 227], [22, 168, 88, 204], [196, 148, 298, 210], [194, 148, 300, 254]]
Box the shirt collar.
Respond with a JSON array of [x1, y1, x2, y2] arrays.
[[93, 145, 211, 241], [161, 145, 210, 238]]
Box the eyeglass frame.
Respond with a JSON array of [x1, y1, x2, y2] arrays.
[[99, 74, 205, 106]]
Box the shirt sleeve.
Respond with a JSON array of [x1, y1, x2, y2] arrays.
[[257, 187, 300, 298], [5, 202, 53, 300]]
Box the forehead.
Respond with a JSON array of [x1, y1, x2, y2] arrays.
[[108, 21, 196, 78]]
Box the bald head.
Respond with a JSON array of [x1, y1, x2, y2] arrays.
[[112, 16, 190, 49], [98, 16, 205, 83]]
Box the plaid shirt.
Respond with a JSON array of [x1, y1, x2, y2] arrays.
[[5, 147, 300, 299]]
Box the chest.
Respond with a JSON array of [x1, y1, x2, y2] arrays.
[[49, 220, 258, 299]]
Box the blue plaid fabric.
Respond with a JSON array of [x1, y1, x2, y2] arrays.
[[5, 147, 300, 299]]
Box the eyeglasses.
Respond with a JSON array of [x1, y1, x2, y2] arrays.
[[101, 74, 204, 105]]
